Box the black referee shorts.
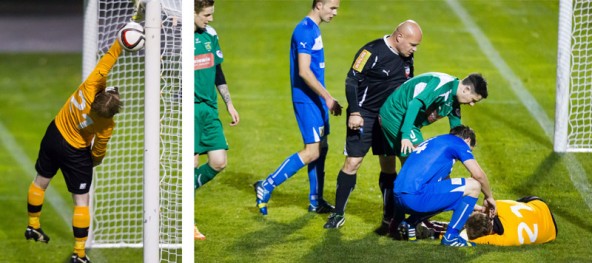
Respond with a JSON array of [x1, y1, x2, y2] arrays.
[[344, 111, 395, 157], [35, 120, 93, 194]]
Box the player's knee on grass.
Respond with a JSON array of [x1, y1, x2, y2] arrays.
[[464, 178, 481, 198]]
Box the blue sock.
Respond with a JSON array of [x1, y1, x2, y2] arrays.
[[262, 153, 305, 192], [308, 145, 327, 206], [445, 195, 478, 239]]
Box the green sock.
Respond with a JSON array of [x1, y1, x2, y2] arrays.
[[195, 164, 219, 189]]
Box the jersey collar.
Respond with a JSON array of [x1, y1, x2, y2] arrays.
[[383, 35, 399, 55]]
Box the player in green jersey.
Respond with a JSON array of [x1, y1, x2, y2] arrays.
[[194, 0, 240, 240], [379, 72, 488, 159]]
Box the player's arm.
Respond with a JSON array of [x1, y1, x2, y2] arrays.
[[84, 40, 124, 94], [298, 53, 342, 116], [91, 122, 114, 166], [345, 49, 372, 129], [463, 159, 496, 215], [399, 99, 424, 154], [215, 64, 239, 126], [448, 103, 461, 128], [345, 75, 364, 130]]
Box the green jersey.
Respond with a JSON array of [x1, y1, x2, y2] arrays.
[[379, 72, 462, 141], [195, 25, 224, 108]]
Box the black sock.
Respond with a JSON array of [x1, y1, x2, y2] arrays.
[[379, 172, 397, 221], [334, 170, 356, 215]]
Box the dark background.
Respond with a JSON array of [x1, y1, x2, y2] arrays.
[[0, 0, 82, 15]]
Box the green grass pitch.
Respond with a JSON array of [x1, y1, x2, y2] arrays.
[[197, 0, 592, 262], [1, 0, 592, 262]]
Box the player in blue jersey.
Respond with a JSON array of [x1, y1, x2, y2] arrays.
[[254, 0, 342, 216], [392, 125, 496, 247]]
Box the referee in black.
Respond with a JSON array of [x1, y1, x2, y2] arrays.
[[324, 20, 423, 231]]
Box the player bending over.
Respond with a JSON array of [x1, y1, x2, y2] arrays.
[[25, 38, 125, 263], [392, 126, 496, 247]]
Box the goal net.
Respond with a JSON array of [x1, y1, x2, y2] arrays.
[[555, 0, 592, 152], [82, 0, 183, 261]]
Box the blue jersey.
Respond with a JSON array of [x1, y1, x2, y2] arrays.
[[290, 16, 325, 105], [395, 134, 474, 194]]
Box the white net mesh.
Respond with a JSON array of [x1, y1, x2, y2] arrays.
[[86, 0, 182, 261], [568, 0, 592, 151]]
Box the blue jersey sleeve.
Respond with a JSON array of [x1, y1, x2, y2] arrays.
[[293, 23, 314, 55], [453, 140, 474, 162]]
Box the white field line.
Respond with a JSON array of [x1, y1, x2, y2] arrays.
[[447, 0, 592, 211], [0, 120, 72, 224]]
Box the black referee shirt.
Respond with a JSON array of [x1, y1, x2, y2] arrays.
[[346, 36, 414, 113]]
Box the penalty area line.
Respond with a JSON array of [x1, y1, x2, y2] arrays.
[[447, 0, 592, 211]]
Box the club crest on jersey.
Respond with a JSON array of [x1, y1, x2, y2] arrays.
[[205, 42, 212, 51], [405, 65, 411, 78]]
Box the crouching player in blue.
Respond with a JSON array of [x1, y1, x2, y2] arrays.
[[393, 125, 496, 247]]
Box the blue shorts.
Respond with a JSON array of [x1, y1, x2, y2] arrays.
[[293, 102, 330, 144], [395, 177, 466, 214]]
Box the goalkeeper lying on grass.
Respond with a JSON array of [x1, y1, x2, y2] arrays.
[[404, 196, 557, 246]]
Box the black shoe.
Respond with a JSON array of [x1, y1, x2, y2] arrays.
[[308, 199, 335, 214], [25, 226, 50, 243], [397, 221, 416, 242], [374, 218, 391, 236], [323, 213, 345, 229], [71, 253, 91, 263]]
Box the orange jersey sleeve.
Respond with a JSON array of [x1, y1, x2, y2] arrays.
[[54, 41, 122, 152], [471, 200, 557, 246]]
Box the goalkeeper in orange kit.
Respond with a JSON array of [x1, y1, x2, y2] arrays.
[[25, 39, 124, 263], [464, 196, 557, 246]]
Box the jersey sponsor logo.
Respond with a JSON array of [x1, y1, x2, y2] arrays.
[[312, 36, 323, 50], [352, 49, 371, 73], [300, 42, 307, 48], [382, 69, 391, 76], [195, 53, 214, 70]]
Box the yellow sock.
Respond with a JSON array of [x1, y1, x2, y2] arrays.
[[72, 206, 90, 257], [74, 238, 86, 257], [27, 182, 45, 229]]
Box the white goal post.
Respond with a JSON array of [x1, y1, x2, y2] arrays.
[[82, 0, 185, 262], [555, 0, 592, 152]]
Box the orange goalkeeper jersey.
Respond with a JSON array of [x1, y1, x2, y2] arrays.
[[54, 41, 122, 162], [471, 199, 557, 246]]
